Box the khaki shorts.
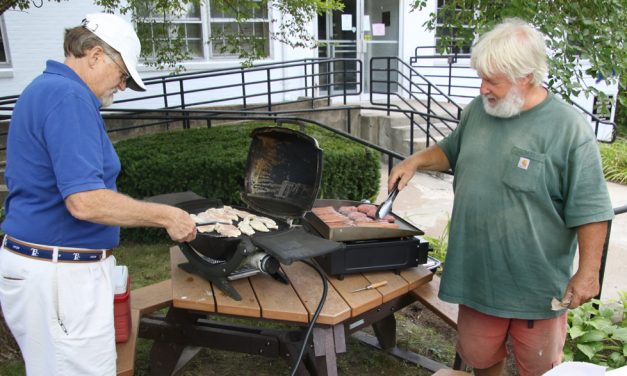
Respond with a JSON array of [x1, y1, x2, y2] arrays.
[[456, 305, 567, 376]]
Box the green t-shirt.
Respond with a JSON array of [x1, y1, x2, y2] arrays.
[[437, 93, 614, 319]]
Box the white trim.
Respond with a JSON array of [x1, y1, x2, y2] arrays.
[[0, 16, 11, 67], [0, 68, 13, 78]]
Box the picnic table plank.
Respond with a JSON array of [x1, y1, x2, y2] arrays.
[[214, 278, 261, 317], [170, 247, 216, 312], [130, 278, 172, 314], [282, 262, 350, 325], [362, 270, 409, 303], [251, 272, 309, 323], [411, 274, 459, 330], [400, 265, 434, 290], [327, 273, 383, 317]]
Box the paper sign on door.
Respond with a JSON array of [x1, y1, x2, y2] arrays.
[[341, 14, 352, 31], [372, 23, 385, 36]]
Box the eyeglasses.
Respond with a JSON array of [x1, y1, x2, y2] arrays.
[[103, 51, 130, 85]]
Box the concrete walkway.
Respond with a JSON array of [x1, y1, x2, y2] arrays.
[[376, 166, 627, 302]]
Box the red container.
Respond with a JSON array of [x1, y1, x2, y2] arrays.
[[114, 265, 131, 343]]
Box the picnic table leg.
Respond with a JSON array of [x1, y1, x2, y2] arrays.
[[372, 313, 396, 350], [312, 326, 342, 376], [277, 329, 316, 376], [148, 307, 199, 375]]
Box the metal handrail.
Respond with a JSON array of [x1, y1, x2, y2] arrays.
[[0, 57, 363, 116], [369, 56, 462, 153], [410, 45, 618, 143], [615, 205, 627, 216], [598, 204, 627, 299]]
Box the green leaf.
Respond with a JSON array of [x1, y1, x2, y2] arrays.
[[569, 325, 587, 339], [577, 343, 600, 360], [623, 343, 627, 357], [589, 317, 615, 334], [579, 330, 608, 343], [608, 352, 626, 369], [563, 347, 574, 362], [613, 328, 627, 342], [601, 307, 615, 318], [572, 314, 585, 327]]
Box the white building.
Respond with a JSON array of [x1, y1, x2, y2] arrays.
[[0, 0, 617, 139]]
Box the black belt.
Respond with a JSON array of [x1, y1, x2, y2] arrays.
[[3, 236, 112, 262]]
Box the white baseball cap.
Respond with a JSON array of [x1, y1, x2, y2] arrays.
[[82, 13, 146, 91]]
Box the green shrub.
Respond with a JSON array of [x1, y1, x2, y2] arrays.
[[564, 292, 627, 369], [600, 138, 627, 185], [114, 122, 381, 241]]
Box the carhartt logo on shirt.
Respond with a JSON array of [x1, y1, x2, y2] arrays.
[[518, 157, 530, 170]]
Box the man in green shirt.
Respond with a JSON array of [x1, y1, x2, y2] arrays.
[[388, 18, 613, 376]]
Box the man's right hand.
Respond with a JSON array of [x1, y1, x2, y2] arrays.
[[388, 157, 419, 192], [165, 207, 197, 243], [387, 144, 451, 192]]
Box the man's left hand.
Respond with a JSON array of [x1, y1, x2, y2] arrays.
[[562, 270, 600, 309], [562, 221, 609, 308]]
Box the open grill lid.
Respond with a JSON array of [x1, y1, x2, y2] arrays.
[[241, 126, 323, 219]]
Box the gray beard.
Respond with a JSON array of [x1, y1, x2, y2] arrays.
[[482, 86, 525, 118], [99, 92, 115, 108]]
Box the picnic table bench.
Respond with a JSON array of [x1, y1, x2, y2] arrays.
[[116, 279, 173, 376], [117, 246, 464, 375]]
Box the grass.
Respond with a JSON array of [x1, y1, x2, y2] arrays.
[[422, 218, 450, 275], [600, 137, 627, 185], [0, 240, 460, 376]]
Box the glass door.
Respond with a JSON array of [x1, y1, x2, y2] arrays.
[[317, 0, 400, 94], [317, 0, 359, 93], [362, 0, 399, 93]]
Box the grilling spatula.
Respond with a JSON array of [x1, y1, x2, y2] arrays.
[[375, 179, 400, 219]]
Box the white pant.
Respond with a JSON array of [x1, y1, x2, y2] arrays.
[[0, 246, 117, 376]]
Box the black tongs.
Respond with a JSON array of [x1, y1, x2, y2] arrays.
[[375, 179, 400, 219]]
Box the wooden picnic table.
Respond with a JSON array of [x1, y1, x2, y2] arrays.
[[139, 246, 434, 375]]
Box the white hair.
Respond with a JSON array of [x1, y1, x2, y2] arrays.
[[470, 18, 548, 85]]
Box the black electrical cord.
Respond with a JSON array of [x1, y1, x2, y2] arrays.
[[289, 259, 328, 376]]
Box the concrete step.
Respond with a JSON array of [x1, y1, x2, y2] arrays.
[[393, 134, 447, 156], [366, 99, 463, 118], [389, 121, 455, 156], [359, 100, 461, 158], [357, 112, 405, 150], [390, 122, 455, 141]]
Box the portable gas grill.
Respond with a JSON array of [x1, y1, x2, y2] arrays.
[[302, 199, 431, 279], [148, 126, 344, 300]]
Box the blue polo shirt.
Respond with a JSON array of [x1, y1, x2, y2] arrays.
[[2, 60, 121, 249]]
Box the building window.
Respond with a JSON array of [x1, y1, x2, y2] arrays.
[[209, 0, 269, 57], [435, 0, 471, 54], [135, 1, 270, 61], [136, 2, 205, 60], [0, 17, 10, 67]]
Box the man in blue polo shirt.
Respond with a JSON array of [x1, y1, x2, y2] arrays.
[[388, 19, 613, 376], [0, 13, 196, 375]]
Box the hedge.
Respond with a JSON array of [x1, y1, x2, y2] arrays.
[[114, 122, 381, 241]]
